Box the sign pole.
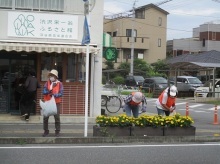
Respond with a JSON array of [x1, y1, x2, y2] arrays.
[[82, 0, 90, 137]]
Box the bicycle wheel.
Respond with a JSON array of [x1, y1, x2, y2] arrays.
[[101, 95, 108, 106], [106, 96, 121, 113]]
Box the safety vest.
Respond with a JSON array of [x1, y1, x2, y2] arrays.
[[44, 81, 61, 103], [158, 90, 175, 108], [128, 92, 142, 106]]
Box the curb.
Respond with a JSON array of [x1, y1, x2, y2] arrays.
[[1, 136, 220, 144]]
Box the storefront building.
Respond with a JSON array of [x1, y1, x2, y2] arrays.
[[0, 0, 103, 118]]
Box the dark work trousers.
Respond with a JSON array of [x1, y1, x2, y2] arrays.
[[43, 103, 61, 132], [20, 91, 36, 119]]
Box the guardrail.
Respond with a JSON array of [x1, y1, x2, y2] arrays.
[[194, 91, 220, 102]]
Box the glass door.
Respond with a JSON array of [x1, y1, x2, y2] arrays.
[[0, 59, 9, 113], [10, 59, 35, 114]]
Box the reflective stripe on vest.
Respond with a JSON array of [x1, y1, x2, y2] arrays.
[[44, 81, 61, 103], [158, 90, 175, 108]]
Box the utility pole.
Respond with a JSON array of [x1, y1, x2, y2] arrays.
[[130, 0, 137, 76]]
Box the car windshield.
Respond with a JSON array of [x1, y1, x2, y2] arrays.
[[203, 79, 218, 87], [154, 78, 167, 83], [188, 78, 202, 84], [134, 76, 144, 81]]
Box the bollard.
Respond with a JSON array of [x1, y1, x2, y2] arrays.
[[186, 102, 189, 116], [213, 105, 219, 125]]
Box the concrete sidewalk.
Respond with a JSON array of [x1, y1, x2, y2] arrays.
[[0, 110, 220, 144]]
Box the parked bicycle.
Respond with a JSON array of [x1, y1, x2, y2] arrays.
[[101, 84, 124, 113]]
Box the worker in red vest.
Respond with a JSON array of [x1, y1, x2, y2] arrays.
[[124, 91, 147, 118], [42, 69, 63, 137], [156, 85, 178, 116]]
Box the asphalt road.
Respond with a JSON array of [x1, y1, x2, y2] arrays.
[[1, 143, 220, 164]]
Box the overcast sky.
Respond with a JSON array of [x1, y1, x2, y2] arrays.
[[104, 0, 220, 40]]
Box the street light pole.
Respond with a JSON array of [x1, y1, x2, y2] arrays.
[[130, 1, 136, 76]]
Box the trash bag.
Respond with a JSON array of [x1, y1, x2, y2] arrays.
[[39, 96, 57, 117]]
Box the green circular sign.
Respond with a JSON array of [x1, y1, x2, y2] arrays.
[[104, 47, 118, 61]]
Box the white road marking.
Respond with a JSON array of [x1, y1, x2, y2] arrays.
[[0, 143, 220, 149], [147, 99, 157, 102], [177, 109, 186, 111], [175, 102, 187, 105], [194, 111, 210, 113], [189, 104, 204, 108], [208, 107, 220, 111]]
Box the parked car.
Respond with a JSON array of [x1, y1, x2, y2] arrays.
[[125, 75, 144, 88], [194, 78, 220, 97], [169, 76, 203, 92], [142, 77, 168, 92]]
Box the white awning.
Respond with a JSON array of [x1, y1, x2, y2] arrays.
[[0, 42, 99, 54]]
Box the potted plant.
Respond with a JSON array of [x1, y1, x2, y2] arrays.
[[93, 113, 195, 137], [93, 114, 132, 137], [163, 113, 195, 136], [130, 115, 164, 136]]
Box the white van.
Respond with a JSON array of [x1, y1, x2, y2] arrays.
[[169, 76, 203, 92]]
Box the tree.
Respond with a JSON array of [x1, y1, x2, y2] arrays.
[[104, 61, 114, 70], [151, 60, 169, 78]]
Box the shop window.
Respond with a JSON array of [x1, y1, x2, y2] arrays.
[[66, 53, 86, 83], [41, 53, 63, 82]]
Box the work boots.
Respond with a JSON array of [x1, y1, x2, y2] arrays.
[[42, 130, 49, 137]]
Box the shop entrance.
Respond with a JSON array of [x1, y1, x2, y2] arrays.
[[0, 51, 37, 114]]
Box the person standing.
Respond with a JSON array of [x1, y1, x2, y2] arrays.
[[156, 85, 178, 116], [42, 69, 63, 137], [124, 91, 147, 118], [20, 70, 40, 121]]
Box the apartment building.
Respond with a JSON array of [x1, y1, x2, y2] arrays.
[[168, 21, 220, 57], [0, 0, 103, 118], [103, 3, 169, 68]]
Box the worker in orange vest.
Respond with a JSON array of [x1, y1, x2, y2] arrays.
[[156, 85, 178, 116], [124, 91, 147, 118], [42, 69, 63, 137]]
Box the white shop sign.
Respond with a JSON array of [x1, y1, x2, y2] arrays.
[[8, 12, 78, 40]]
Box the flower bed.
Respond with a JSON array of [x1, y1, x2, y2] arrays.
[[94, 114, 195, 137]]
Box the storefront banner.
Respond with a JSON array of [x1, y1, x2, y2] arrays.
[[8, 12, 78, 40]]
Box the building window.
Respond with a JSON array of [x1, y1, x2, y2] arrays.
[[212, 32, 216, 40], [41, 53, 63, 82], [158, 38, 161, 47], [10, 0, 64, 11], [66, 53, 85, 82], [135, 9, 145, 19], [202, 38, 205, 47], [142, 38, 144, 43], [126, 29, 137, 37], [0, 0, 12, 8], [112, 31, 117, 37], [158, 17, 162, 26], [107, 32, 111, 36], [177, 50, 183, 56]]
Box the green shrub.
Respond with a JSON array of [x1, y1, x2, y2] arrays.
[[113, 76, 124, 85]]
